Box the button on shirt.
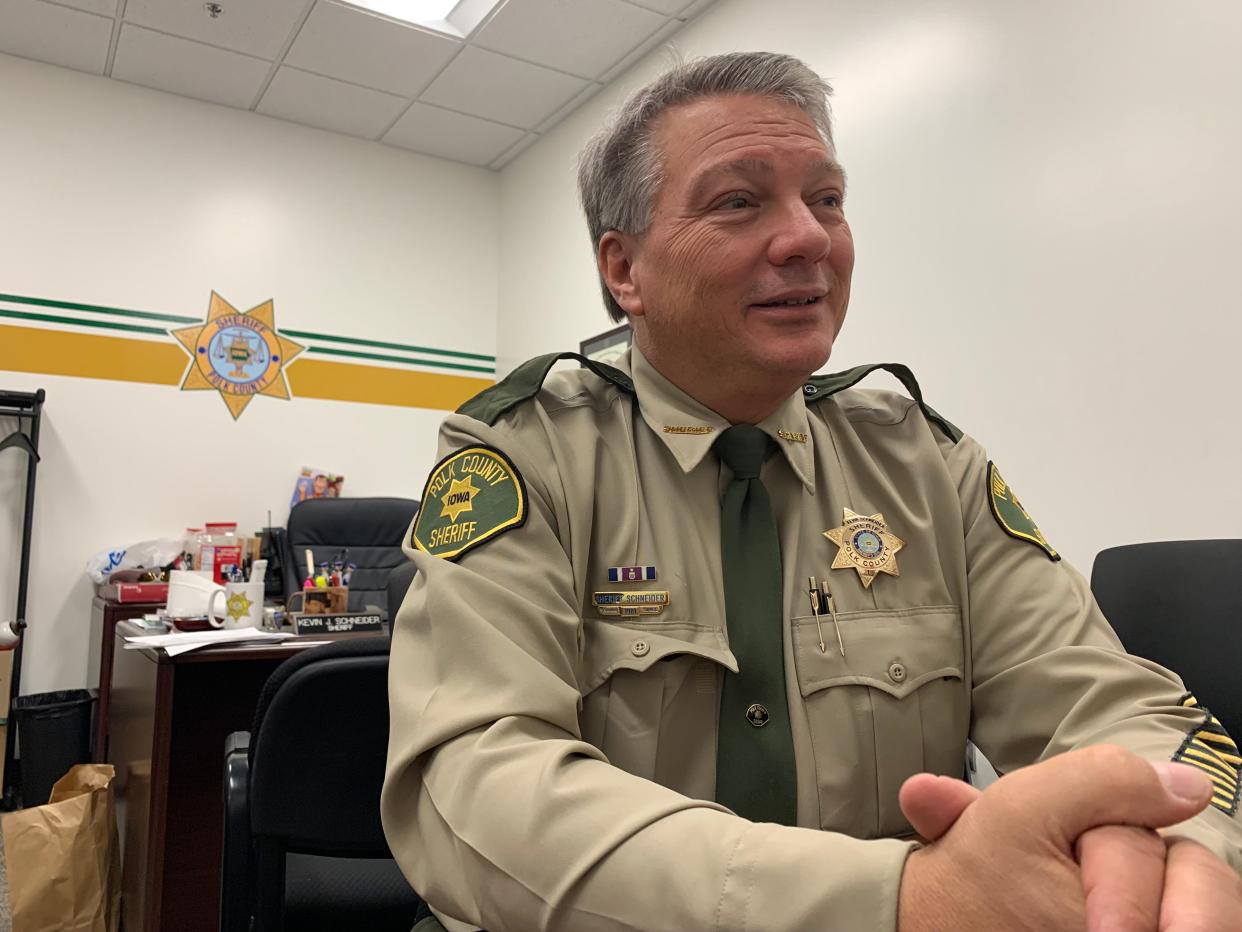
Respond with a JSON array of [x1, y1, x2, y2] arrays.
[[382, 344, 1242, 932]]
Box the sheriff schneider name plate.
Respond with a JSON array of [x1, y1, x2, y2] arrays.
[[291, 612, 384, 635]]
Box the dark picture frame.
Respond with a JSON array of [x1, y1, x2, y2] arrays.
[[579, 323, 632, 365]]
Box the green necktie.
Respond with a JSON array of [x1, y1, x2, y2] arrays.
[[713, 425, 797, 825]]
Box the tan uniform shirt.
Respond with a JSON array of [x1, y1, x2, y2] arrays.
[[383, 345, 1242, 931]]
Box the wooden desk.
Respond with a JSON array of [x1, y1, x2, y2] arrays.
[[107, 623, 324, 932], [89, 596, 164, 762]]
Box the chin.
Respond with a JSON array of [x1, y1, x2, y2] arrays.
[[752, 334, 834, 380]]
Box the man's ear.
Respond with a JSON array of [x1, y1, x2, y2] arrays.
[[598, 231, 645, 318]]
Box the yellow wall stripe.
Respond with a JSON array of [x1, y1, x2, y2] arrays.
[[0, 322, 186, 386], [286, 358, 491, 411], [0, 322, 491, 411]]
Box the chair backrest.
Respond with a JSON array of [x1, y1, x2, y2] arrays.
[[283, 497, 419, 613], [1091, 540, 1242, 737], [249, 637, 393, 855]]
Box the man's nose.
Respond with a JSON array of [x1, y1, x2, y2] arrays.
[[767, 200, 831, 266]]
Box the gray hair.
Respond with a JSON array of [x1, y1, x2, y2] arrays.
[[577, 51, 835, 322]]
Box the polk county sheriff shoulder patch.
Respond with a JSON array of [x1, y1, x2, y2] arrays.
[[987, 461, 1059, 561], [411, 446, 527, 561]]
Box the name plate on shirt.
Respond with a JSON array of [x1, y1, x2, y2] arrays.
[[592, 591, 669, 617], [291, 612, 384, 635]]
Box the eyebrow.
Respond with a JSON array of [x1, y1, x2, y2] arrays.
[[688, 156, 848, 204]]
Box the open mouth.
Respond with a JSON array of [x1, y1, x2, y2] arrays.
[[753, 296, 822, 308]]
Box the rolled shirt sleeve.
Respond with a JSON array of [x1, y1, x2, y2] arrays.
[[944, 433, 1242, 871]]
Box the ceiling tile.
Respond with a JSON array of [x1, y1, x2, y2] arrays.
[[597, 16, 679, 84], [676, 0, 716, 19], [123, 0, 310, 60], [111, 24, 271, 108], [420, 45, 586, 130], [53, 0, 117, 16], [383, 102, 524, 167], [285, 0, 460, 97], [473, 0, 666, 80], [0, 0, 112, 74], [534, 82, 601, 133], [619, 0, 696, 15], [489, 131, 538, 170], [258, 66, 407, 139]]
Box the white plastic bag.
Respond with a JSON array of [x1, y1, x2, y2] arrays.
[[84, 537, 184, 583]]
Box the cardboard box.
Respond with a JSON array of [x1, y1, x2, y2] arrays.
[[0, 649, 12, 719]]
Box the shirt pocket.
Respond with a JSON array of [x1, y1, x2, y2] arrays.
[[791, 605, 968, 838], [577, 619, 736, 796]]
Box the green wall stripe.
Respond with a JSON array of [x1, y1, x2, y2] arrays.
[[0, 291, 494, 371], [0, 307, 170, 336], [305, 345, 495, 374], [0, 292, 199, 324], [279, 328, 495, 362]]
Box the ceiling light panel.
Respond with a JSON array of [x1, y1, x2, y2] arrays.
[[346, 0, 457, 18], [337, 0, 501, 36]]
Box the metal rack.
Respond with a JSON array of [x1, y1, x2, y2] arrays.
[[0, 388, 45, 809]]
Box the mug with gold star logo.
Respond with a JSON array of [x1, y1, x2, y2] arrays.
[[207, 581, 265, 630]]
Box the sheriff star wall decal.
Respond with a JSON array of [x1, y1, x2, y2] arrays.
[[170, 292, 304, 419]]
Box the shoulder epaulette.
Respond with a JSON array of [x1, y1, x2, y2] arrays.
[[803, 362, 962, 444], [456, 352, 635, 426]]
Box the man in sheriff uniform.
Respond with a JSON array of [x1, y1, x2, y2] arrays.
[[382, 52, 1242, 930]]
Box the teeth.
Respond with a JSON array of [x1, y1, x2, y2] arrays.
[[756, 296, 820, 307]]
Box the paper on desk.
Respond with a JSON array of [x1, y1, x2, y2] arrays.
[[123, 627, 294, 657]]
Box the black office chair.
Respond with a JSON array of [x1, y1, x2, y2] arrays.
[[1091, 540, 1242, 737], [221, 637, 423, 932], [282, 497, 420, 614]]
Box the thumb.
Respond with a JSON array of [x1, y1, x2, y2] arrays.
[[993, 746, 1213, 849], [899, 773, 982, 841]]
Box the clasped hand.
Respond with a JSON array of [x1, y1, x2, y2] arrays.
[[896, 745, 1242, 931]]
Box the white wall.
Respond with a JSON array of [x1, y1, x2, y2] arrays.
[[497, 0, 1242, 573], [0, 54, 499, 694]]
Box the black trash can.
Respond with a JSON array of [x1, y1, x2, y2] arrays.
[[12, 689, 96, 808]]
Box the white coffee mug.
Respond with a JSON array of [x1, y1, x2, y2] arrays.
[[166, 569, 225, 618], [206, 581, 265, 629]]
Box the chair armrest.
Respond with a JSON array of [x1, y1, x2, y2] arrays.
[[221, 731, 252, 932], [226, 731, 251, 756]]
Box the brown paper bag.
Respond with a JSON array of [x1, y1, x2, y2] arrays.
[[1, 763, 121, 932]]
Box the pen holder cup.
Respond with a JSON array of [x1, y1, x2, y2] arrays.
[[287, 586, 348, 615]]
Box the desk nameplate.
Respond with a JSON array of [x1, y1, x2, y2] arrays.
[[290, 612, 384, 635]]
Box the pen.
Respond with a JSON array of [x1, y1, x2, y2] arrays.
[[808, 576, 827, 654], [823, 584, 845, 658]]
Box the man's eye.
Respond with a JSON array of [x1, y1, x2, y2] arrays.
[[717, 194, 752, 210], [818, 194, 843, 209]]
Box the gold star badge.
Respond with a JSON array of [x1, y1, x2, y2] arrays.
[[439, 476, 480, 523], [170, 292, 305, 419], [824, 508, 905, 589], [226, 591, 254, 622]]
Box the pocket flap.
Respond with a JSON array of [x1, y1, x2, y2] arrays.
[[792, 606, 963, 700], [579, 620, 737, 694]]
